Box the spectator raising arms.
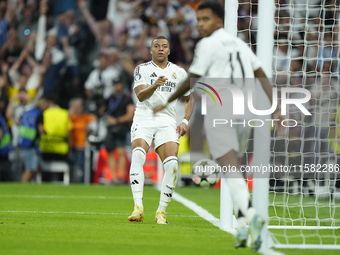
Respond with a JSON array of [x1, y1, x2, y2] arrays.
[[78, 0, 113, 50]]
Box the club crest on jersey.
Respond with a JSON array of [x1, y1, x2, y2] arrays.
[[172, 72, 177, 79]]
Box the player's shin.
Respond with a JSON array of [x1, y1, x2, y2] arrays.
[[223, 173, 251, 248], [130, 147, 146, 207], [224, 172, 250, 219], [158, 156, 178, 212]]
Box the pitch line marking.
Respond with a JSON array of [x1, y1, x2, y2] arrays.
[[0, 210, 199, 218], [0, 194, 158, 200], [170, 190, 284, 255]]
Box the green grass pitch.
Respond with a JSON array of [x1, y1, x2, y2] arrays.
[[0, 183, 339, 255]]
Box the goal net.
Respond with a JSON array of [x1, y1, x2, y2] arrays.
[[238, 0, 340, 249]]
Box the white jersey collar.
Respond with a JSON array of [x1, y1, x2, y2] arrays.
[[151, 60, 170, 69]]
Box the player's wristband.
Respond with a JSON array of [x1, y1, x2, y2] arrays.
[[181, 119, 189, 126]]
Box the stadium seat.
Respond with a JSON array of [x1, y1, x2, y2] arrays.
[[36, 161, 70, 185]]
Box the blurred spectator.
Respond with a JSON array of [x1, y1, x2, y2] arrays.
[[144, 2, 177, 39], [0, 62, 9, 114], [0, 112, 12, 181], [0, 25, 24, 65], [8, 47, 42, 99], [34, 3, 63, 58], [187, 1, 203, 12], [57, 9, 85, 107], [173, 0, 197, 29], [0, 0, 16, 47], [317, 32, 338, 73], [304, 29, 319, 71], [273, 34, 299, 84], [103, 77, 134, 184], [35, 1, 67, 96], [63, 9, 82, 85], [54, 0, 78, 15], [69, 97, 95, 182], [6, 88, 32, 179], [17, 6, 37, 44], [106, 48, 121, 72], [85, 54, 119, 115], [19, 97, 48, 183], [116, 30, 132, 58], [106, 0, 135, 30], [305, 61, 338, 166], [6, 88, 32, 148], [78, 0, 113, 51], [170, 23, 195, 64], [38, 95, 71, 162]]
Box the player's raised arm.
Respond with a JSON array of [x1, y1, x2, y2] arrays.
[[134, 75, 168, 102]]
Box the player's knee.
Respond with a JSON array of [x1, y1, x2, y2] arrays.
[[131, 147, 146, 163], [163, 156, 178, 179], [163, 156, 178, 168]]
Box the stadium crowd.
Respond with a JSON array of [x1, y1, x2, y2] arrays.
[[0, 0, 339, 184], [0, 0, 207, 183]]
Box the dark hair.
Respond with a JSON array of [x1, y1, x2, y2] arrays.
[[43, 94, 59, 105], [112, 77, 124, 85], [151, 36, 170, 47], [18, 88, 27, 93], [7, 23, 18, 31], [198, 1, 224, 20]]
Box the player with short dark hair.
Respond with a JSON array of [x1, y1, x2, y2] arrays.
[[154, 0, 284, 251], [128, 36, 192, 224]]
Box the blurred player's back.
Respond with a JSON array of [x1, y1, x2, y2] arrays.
[[190, 28, 262, 119], [191, 28, 261, 80]]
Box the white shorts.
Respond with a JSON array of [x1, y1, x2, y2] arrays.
[[204, 119, 251, 159], [131, 117, 179, 149]]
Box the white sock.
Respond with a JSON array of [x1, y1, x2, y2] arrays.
[[246, 207, 257, 222], [158, 156, 178, 212], [236, 217, 248, 231], [225, 172, 250, 216], [130, 147, 146, 207]]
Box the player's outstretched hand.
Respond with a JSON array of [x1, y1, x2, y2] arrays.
[[176, 122, 187, 139], [272, 108, 285, 136], [153, 76, 168, 88]]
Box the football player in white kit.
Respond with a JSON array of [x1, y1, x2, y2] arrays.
[[154, 1, 283, 252], [128, 36, 191, 224]]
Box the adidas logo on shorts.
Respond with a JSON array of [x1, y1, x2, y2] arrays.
[[150, 72, 157, 77]]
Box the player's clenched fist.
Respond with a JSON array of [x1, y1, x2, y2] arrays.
[[153, 76, 168, 88]]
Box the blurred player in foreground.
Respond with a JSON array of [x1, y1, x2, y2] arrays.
[[128, 36, 192, 224], [153, 1, 284, 251]]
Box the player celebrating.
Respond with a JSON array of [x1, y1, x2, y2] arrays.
[[153, 1, 283, 251], [128, 36, 191, 224]]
